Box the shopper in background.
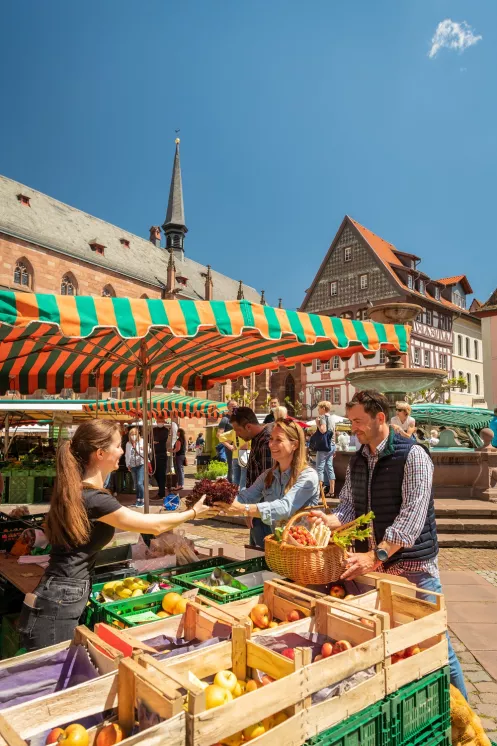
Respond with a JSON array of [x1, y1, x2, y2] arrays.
[[218, 427, 249, 490], [230, 407, 272, 488], [174, 427, 187, 489], [167, 416, 179, 473], [152, 416, 169, 501], [429, 429, 440, 447], [263, 397, 280, 424], [313, 400, 336, 497], [391, 402, 417, 440], [217, 400, 238, 483], [125, 427, 148, 508]]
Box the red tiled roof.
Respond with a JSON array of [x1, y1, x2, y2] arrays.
[[437, 275, 466, 285]]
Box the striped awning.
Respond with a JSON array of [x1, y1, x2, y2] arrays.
[[411, 403, 493, 431], [83, 393, 227, 419], [0, 292, 410, 394]]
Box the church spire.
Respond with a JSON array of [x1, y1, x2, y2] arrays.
[[237, 281, 244, 301], [162, 138, 188, 257], [260, 290, 266, 306]]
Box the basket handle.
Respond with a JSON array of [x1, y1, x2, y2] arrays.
[[319, 482, 328, 511], [281, 510, 312, 543]]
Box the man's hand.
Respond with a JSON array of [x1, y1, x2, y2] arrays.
[[308, 511, 342, 529], [340, 550, 381, 581]]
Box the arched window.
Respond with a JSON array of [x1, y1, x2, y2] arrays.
[[476, 375, 480, 395], [61, 273, 77, 296], [140, 293, 149, 299], [102, 285, 116, 298], [13, 259, 32, 289], [285, 374, 295, 405], [172, 234, 181, 248]]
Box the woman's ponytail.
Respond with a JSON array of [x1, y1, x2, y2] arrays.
[[45, 439, 90, 548]]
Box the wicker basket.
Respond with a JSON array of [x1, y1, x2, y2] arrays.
[[264, 510, 349, 585]]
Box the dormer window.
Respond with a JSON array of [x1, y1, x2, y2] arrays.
[[89, 239, 105, 255], [434, 286, 440, 300], [176, 275, 188, 286], [453, 291, 466, 309], [119, 238, 130, 248], [17, 193, 30, 207], [418, 280, 425, 294], [407, 275, 413, 290]]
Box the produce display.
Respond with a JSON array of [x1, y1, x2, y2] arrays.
[[96, 576, 163, 602], [186, 478, 239, 508], [46, 721, 124, 746], [273, 511, 374, 548]]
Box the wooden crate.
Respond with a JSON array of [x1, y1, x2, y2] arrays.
[[0, 657, 185, 746], [137, 600, 387, 746], [325, 578, 449, 694]]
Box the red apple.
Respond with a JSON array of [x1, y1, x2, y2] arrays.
[[281, 647, 295, 660], [287, 609, 305, 622], [403, 645, 421, 657], [321, 642, 333, 658], [314, 654, 323, 662], [260, 674, 274, 686], [332, 640, 353, 655], [329, 585, 346, 599], [46, 729, 64, 745], [250, 604, 272, 629]]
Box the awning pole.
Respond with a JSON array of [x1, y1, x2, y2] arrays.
[[4, 414, 9, 457], [141, 343, 150, 514]]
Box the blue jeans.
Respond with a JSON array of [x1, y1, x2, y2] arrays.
[[403, 571, 468, 699], [315, 450, 335, 487], [232, 459, 247, 490], [250, 518, 272, 549], [130, 464, 144, 505], [174, 453, 185, 488]]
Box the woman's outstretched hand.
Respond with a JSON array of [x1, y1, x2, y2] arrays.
[[308, 510, 342, 529], [213, 499, 245, 516], [192, 494, 219, 519]]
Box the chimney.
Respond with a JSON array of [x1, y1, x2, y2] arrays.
[[205, 265, 213, 301], [278, 298, 283, 308], [149, 226, 161, 247]]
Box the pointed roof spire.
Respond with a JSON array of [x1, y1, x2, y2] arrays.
[[163, 138, 188, 235], [278, 298, 283, 308], [237, 281, 245, 301], [260, 290, 266, 306], [204, 264, 213, 301]]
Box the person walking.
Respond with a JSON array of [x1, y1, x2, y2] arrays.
[[229, 407, 272, 488], [312, 400, 336, 497], [263, 397, 280, 425], [152, 416, 169, 501], [173, 427, 187, 489], [390, 401, 417, 440], [125, 427, 148, 508], [217, 417, 319, 547], [309, 389, 467, 699], [18, 419, 217, 652], [217, 400, 238, 483], [218, 427, 249, 490]]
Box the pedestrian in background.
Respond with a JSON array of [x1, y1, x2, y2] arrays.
[[152, 416, 169, 501], [263, 396, 280, 424], [312, 400, 336, 497], [391, 402, 416, 440], [125, 426, 147, 508], [217, 400, 238, 483], [174, 427, 187, 489]]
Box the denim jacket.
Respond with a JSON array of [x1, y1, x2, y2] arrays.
[[237, 466, 319, 527]]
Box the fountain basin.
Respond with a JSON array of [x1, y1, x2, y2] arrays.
[[346, 366, 447, 394]]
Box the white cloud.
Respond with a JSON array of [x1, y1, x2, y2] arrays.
[[428, 19, 482, 59]]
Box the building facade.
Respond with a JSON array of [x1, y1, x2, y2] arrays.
[[473, 288, 497, 410], [299, 216, 484, 415]]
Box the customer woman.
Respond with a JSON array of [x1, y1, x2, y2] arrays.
[[18, 419, 216, 652], [391, 401, 416, 439], [173, 427, 187, 488], [125, 426, 147, 508], [215, 418, 320, 548]]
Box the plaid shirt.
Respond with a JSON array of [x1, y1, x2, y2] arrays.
[[334, 434, 439, 578], [246, 425, 273, 488]]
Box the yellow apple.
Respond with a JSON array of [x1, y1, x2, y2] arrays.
[[214, 670, 238, 693], [245, 679, 258, 693], [243, 723, 266, 741], [205, 684, 233, 709], [232, 680, 246, 698], [272, 712, 288, 727]]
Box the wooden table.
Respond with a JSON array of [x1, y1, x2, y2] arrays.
[[0, 555, 44, 594]]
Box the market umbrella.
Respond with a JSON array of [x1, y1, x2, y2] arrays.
[[83, 393, 228, 419], [411, 403, 493, 431], [0, 291, 410, 510]]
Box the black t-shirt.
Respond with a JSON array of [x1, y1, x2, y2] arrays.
[[46, 488, 122, 580], [218, 415, 233, 433], [153, 426, 169, 458], [263, 412, 275, 424]]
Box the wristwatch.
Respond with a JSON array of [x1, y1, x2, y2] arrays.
[[243, 504, 250, 516], [375, 547, 389, 563]]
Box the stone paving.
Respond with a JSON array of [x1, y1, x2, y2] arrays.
[[451, 631, 497, 738]]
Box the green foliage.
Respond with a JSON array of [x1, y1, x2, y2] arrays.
[[194, 460, 228, 480], [285, 396, 303, 417], [408, 375, 468, 404], [332, 511, 375, 549], [229, 390, 259, 407]]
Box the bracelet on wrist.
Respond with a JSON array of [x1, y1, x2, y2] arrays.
[[192, 508, 197, 520]]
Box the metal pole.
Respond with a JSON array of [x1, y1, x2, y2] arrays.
[[4, 414, 9, 457], [141, 342, 150, 514]]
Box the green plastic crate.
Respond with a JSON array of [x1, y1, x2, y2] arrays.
[[87, 572, 157, 626], [100, 585, 186, 629], [305, 698, 390, 746], [7, 475, 35, 503], [148, 555, 232, 584], [173, 556, 270, 603], [389, 666, 450, 746], [413, 728, 450, 746]]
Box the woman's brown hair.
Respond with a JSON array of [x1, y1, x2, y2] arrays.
[[264, 419, 307, 493], [46, 419, 121, 548]]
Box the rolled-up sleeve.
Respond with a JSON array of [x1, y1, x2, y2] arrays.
[[383, 445, 434, 547], [333, 465, 356, 524], [257, 470, 319, 526], [237, 472, 266, 504]]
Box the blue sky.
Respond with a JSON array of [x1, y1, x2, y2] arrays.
[[0, 1, 494, 309]]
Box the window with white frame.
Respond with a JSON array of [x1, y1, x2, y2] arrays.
[[332, 356, 341, 371], [344, 247, 352, 262], [474, 340, 479, 360], [315, 359, 322, 372], [323, 360, 330, 371], [465, 337, 470, 359], [458, 371, 464, 390], [424, 349, 431, 367], [407, 275, 413, 289], [324, 388, 331, 401], [333, 387, 340, 405], [419, 280, 425, 294], [440, 353, 448, 370], [476, 374, 480, 395], [359, 274, 368, 290], [413, 347, 421, 366], [457, 335, 462, 356], [379, 349, 387, 364], [330, 281, 337, 296], [425, 309, 432, 325], [467, 372, 472, 393], [435, 287, 440, 300]]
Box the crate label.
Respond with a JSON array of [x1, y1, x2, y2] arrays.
[[182, 588, 199, 600]]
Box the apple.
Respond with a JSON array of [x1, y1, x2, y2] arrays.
[[221, 732, 244, 746], [332, 640, 353, 655], [392, 653, 404, 664], [329, 585, 346, 599], [404, 645, 421, 657], [281, 647, 295, 660], [232, 680, 246, 698], [250, 604, 272, 629], [205, 684, 233, 709], [287, 609, 305, 622], [252, 627, 261, 633], [96, 724, 124, 746], [321, 642, 333, 658], [46, 729, 64, 745], [261, 674, 274, 686], [214, 670, 238, 693], [344, 594, 355, 601], [314, 654, 323, 662], [245, 679, 259, 692], [272, 712, 288, 727], [243, 723, 266, 741], [52, 725, 89, 746], [268, 621, 279, 628]]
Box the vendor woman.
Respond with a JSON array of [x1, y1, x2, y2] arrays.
[[216, 418, 320, 548], [18, 419, 217, 651]]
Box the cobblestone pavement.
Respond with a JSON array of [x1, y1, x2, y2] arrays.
[[438, 548, 497, 571], [451, 630, 497, 738]]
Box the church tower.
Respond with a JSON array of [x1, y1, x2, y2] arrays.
[[162, 138, 188, 258]]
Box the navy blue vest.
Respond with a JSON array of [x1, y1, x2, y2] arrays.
[[349, 429, 438, 566]]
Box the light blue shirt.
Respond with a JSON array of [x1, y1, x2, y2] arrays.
[[237, 466, 320, 527]]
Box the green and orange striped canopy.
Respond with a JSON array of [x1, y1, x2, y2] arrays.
[[83, 393, 227, 419], [0, 291, 410, 394]]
